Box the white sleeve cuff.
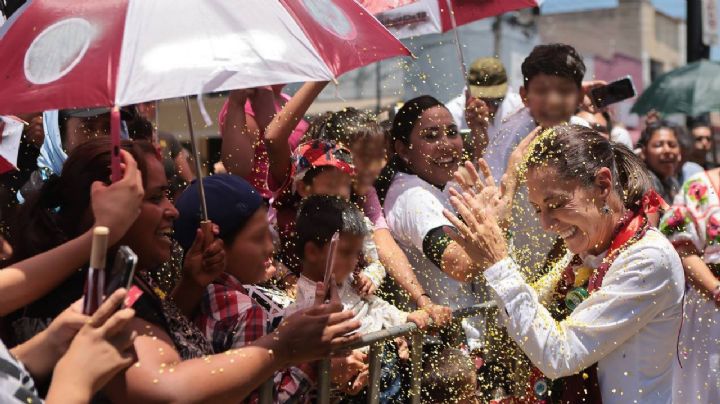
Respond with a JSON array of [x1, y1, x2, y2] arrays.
[[484, 257, 517, 284]]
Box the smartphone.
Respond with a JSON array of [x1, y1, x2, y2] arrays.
[[322, 232, 340, 302], [590, 76, 637, 109], [106, 246, 138, 296]]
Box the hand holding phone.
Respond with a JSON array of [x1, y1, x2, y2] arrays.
[[589, 76, 636, 109], [106, 246, 138, 295]]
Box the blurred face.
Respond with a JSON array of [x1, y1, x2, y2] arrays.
[[527, 166, 615, 255], [576, 111, 609, 138], [329, 233, 364, 283], [63, 115, 111, 153], [225, 208, 274, 284], [642, 128, 681, 179], [303, 233, 364, 283], [351, 138, 386, 196], [302, 168, 352, 200], [120, 155, 179, 270], [396, 106, 463, 187], [521, 73, 582, 128], [692, 126, 712, 154], [480, 97, 502, 117]]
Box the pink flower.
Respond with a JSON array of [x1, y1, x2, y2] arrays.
[[688, 182, 708, 203], [665, 208, 685, 228]]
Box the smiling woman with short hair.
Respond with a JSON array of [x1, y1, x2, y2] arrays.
[[445, 124, 684, 404]]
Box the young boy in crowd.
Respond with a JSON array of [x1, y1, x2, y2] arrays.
[[175, 174, 316, 403], [288, 195, 430, 401]]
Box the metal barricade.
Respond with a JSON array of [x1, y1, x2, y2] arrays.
[[257, 301, 497, 403]]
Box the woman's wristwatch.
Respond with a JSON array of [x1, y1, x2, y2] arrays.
[[712, 283, 720, 303]]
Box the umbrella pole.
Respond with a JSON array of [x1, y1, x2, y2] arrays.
[[183, 96, 209, 224], [443, 0, 468, 84]]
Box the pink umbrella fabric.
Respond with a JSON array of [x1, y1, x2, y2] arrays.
[[361, 0, 542, 38], [0, 0, 411, 116]]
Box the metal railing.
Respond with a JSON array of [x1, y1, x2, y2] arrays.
[[258, 302, 497, 404]]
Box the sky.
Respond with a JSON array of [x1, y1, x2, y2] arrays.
[[541, 0, 720, 59]]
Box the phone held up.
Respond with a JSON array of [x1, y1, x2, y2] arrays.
[[590, 76, 637, 109]]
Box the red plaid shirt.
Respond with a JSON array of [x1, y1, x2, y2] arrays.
[[195, 273, 315, 403]]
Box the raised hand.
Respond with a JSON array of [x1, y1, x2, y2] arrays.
[[269, 278, 360, 364], [49, 289, 136, 400], [181, 224, 226, 288], [442, 188, 508, 271], [453, 159, 512, 226], [91, 150, 145, 245], [352, 273, 377, 297]]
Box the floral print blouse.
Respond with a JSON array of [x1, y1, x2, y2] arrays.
[[660, 171, 720, 263]]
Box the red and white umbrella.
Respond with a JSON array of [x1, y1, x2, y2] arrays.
[[0, 0, 410, 115], [0, 0, 410, 218], [361, 0, 543, 38]]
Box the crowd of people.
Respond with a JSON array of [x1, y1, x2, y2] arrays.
[[0, 39, 717, 404]]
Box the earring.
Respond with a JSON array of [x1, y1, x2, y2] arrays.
[[601, 204, 613, 215]]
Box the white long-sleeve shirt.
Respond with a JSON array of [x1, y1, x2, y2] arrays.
[[485, 229, 684, 404]]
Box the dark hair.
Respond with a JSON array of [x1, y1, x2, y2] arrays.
[[689, 115, 711, 131], [526, 124, 652, 210], [521, 43, 586, 88], [390, 95, 444, 145], [637, 120, 687, 151], [304, 107, 384, 148], [295, 195, 367, 259], [421, 348, 476, 403], [601, 110, 614, 134], [126, 114, 154, 142], [375, 95, 445, 202], [9, 139, 157, 263]]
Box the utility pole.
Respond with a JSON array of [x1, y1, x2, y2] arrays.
[[687, 0, 710, 62]]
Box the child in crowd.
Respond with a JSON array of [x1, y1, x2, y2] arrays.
[[305, 109, 453, 322], [263, 82, 385, 296], [421, 348, 479, 404], [288, 195, 431, 401], [174, 174, 315, 403]]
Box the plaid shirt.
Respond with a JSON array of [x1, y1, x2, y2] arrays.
[[195, 273, 315, 403]]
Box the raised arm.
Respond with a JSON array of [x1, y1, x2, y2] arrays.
[[676, 242, 720, 302], [105, 284, 360, 403], [220, 90, 261, 177], [0, 151, 144, 315], [265, 81, 329, 186], [483, 239, 682, 378]]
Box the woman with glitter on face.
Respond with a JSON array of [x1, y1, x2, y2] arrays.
[[444, 124, 684, 403], [376, 95, 491, 353]]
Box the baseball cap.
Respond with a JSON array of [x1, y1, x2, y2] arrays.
[[291, 140, 355, 184], [174, 174, 263, 251], [467, 57, 508, 100]]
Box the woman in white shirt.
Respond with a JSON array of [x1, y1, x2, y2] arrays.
[[444, 124, 685, 403], [376, 95, 489, 351]]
